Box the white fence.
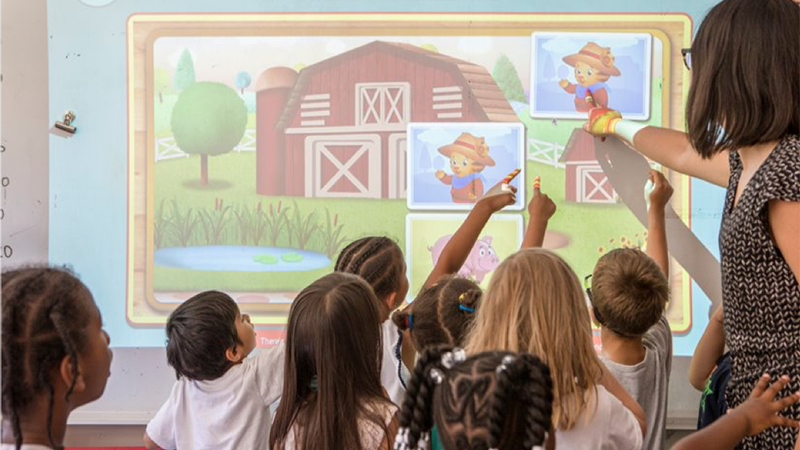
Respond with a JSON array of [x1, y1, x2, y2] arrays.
[[155, 129, 256, 162], [527, 137, 566, 169]]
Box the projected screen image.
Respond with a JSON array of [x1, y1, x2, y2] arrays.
[[119, 13, 705, 354]]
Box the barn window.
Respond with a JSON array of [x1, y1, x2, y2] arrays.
[[355, 82, 411, 127]]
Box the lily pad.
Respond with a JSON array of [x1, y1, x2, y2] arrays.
[[253, 254, 279, 265], [282, 252, 304, 263]]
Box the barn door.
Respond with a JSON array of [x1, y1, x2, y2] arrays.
[[305, 135, 382, 198], [388, 133, 407, 199], [355, 82, 411, 127], [579, 165, 616, 203]]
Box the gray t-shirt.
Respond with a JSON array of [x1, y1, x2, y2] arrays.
[[600, 316, 672, 450]]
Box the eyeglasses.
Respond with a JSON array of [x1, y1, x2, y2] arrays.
[[584, 275, 606, 327], [681, 48, 692, 70]]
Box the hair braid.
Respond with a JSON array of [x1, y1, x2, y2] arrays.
[[397, 346, 452, 449], [1, 267, 94, 449]]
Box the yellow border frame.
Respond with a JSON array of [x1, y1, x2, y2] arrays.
[[126, 12, 694, 329]]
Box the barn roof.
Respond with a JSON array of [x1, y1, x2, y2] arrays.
[[559, 128, 600, 163], [274, 40, 520, 128]]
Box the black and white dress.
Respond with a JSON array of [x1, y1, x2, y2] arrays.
[[720, 134, 800, 450]]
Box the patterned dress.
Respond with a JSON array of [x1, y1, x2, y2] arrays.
[[720, 134, 800, 450]]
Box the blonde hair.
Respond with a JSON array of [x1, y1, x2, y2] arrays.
[[465, 248, 602, 430]]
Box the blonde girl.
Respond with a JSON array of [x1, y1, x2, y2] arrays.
[[465, 249, 646, 450]]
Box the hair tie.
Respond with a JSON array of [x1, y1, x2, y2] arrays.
[[441, 348, 466, 369], [458, 304, 475, 313], [309, 375, 318, 392], [496, 355, 516, 374], [406, 313, 413, 330]]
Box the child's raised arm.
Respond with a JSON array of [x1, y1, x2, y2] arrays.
[[689, 305, 726, 391], [422, 187, 516, 289], [646, 169, 673, 278], [672, 374, 800, 450], [522, 181, 556, 249]]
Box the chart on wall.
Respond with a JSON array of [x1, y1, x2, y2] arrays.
[[111, 12, 705, 352]]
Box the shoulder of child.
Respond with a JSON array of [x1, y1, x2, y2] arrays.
[[599, 385, 645, 450], [644, 315, 672, 361], [248, 343, 286, 406]]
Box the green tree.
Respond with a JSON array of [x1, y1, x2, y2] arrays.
[[492, 53, 527, 103], [154, 67, 172, 103], [171, 82, 247, 186], [173, 48, 196, 92]]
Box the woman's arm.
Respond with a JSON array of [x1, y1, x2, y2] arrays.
[[586, 113, 731, 187], [688, 306, 726, 391], [769, 200, 800, 286], [598, 363, 647, 436], [422, 188, 516, 288]]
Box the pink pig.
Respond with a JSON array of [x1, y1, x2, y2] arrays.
[[428, 235, 500, 283]]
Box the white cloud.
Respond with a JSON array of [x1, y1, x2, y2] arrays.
[[325, 39, 348, 55], [457, 37, 494, 55]]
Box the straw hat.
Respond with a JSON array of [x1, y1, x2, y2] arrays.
[[562, 42, 621, 77], [438, 132, 496, 167]]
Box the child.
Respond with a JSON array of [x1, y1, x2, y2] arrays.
[[672, 374, 800, 450], [465, 248, 646, 450], [558, 42, 621, 112], [392, 185, 557, 354], [588, 169, 672, 450], [270, 273, 397, 450], [1, 267, 113, 450], [434, 132, 496, 203], [335, 188, 517, 404], [690, 304, 731, 430], [144, 290, 284, 450], [395, 347, 555, 450]]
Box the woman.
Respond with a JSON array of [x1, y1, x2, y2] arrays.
[[588, 0, 800, 448]]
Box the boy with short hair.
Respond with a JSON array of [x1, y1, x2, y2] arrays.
[[143, 290, 284, 450], [589, 170, 673, 450]]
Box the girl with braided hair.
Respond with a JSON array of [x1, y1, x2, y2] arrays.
[[1, 267, 113, 450], [395, 347, 555, 450], [465, 249, 646, 450], [336, 187, 520, 405]]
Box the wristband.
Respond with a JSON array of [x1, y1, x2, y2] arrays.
[[611, 119, 648, 145]]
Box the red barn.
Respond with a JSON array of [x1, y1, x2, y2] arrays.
[[559, 130, 617, 203], [255, 41, 520, 199]]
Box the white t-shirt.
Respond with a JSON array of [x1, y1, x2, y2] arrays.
[[380, 319, 408, 405], [600, 316, 672, 450], [146, 344, 285, 450], [279, 401, 397, 450], [556, 385, 643, 450]]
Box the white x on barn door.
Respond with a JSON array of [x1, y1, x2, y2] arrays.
[[579, 165, 616, 203], [305, 134, 382, 198], [355, 82, 411, 127]]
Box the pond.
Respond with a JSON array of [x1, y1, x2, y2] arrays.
[[154, 246, 332, 272]]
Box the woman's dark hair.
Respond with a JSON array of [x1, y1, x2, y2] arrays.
[[335, 236, 405, 304], [392, 276, 482, 352], [165, 290, 242, 381], [270, 272, 392, 450], [1, 267, 96, 450], [396, 347, 554, 450], [686, 0, 800, 157]]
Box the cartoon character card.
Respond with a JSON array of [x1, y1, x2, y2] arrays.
[[407, 122, 526, 211], [405, 214, 524, 294], [530, 32, 652, 120]]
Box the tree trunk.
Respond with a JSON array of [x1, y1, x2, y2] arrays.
[[201, 154, 208, 186], [158, 92, 163, 103]]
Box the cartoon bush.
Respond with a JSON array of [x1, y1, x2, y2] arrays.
[[171, 82, 247, 186]]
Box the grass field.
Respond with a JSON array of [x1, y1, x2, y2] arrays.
[[153, 150, 646, 292]]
